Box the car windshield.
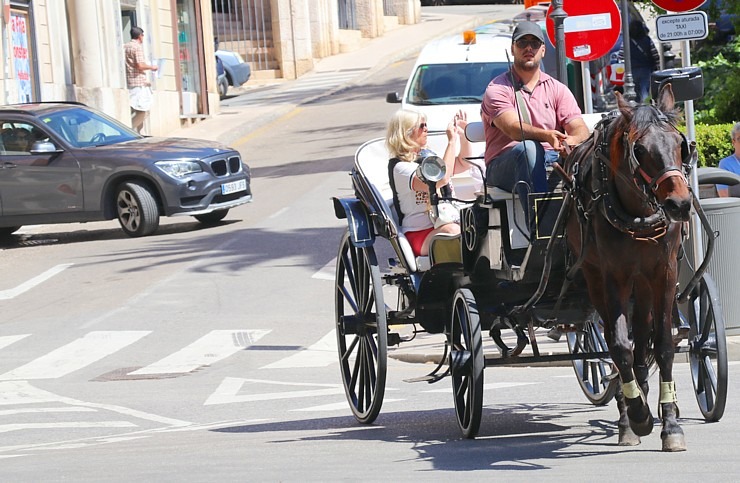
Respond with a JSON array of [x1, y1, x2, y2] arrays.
[[406, 62, 508, 105], [41, 107, 139, 148]]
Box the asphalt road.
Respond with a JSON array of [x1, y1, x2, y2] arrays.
[[1, 6, 738, 481]]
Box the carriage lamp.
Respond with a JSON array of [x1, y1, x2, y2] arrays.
[[416, 155, 446, 184]]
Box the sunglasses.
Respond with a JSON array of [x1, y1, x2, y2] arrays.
[[418, 122, 427, 130], [515, 38, 543, 50]]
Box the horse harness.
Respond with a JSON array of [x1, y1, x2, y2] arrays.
[[565, 110, 694, 244]]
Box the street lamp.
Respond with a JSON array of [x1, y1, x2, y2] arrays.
[[620, 0, 637, 101], [549, 0, 568, 86]]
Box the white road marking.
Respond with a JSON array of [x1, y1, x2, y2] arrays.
[[260, 330, 336, 369], [0, 264, 73, 300], [311, 258, 336, 281], [0, 380, 191, 427], [0, 407, 96, 416], [291, 399, 404, 412], [0, 335, 30, 350], [128, 330, 270, 376], [0, 421, 137, 434], [0, 331, 151, 380], [422, 382, 539, 393], [204, 377, 344, 405]]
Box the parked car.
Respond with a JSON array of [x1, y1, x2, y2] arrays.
[[386, 26, 511, 132], [215, 49, 251, 87], [0, 102, 252, 238], [216, 55, 229, 98]]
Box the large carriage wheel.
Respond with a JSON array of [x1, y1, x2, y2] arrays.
[[449, 288, 484, 439], [566, 313, 619, 406], [335, 231, 387, 424], [686, 273, 727, 422]]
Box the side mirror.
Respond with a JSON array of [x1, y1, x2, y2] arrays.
[[30, 140, 62, 154], [386, 92, 401, 103], [651, 67, 703, 102], [416, 155, 446, 184]]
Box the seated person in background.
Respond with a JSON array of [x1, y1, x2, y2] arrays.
[[1, 127, 32, 153], [481, 21, 589, 217], [717, 122, 740, 197], [386, 108, 472, 257]]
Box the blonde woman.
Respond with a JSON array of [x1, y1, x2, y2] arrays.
[[385, 109, 472, 256]]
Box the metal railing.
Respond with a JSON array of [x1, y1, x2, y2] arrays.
[[212, 0, 274, 71]]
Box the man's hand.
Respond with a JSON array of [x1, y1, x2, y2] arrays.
[[545, 130, 568, 152]]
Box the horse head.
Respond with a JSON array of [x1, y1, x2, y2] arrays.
[[611, 84, 692, 222]]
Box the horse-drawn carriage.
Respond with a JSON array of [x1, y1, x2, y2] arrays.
[[331, 69, 727, 449]]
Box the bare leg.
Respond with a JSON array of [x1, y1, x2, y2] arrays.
[[131, 109, 148, 134]]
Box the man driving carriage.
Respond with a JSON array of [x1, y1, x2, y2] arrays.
[[481, 21, 589, 222]]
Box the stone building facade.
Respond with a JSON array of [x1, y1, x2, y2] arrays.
[[0, 0, 419, 136]]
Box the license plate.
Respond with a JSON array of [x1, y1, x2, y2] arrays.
[[221, 179, 247, 195]]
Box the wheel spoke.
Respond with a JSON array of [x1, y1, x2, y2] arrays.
[[701, 354, 718, 395], [341, 334, 360, 364]]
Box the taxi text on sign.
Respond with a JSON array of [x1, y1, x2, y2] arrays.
[[651, 0, 706, 13], [656, 11, 708, 41], [546, 0, 622, 62]]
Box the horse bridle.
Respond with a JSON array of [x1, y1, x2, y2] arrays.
[[623, 119, 693, 195]]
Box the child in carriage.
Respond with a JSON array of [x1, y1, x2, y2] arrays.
[[385, 108, 476, 256]]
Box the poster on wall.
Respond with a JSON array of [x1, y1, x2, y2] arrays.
[[11, 11, 33, 103]]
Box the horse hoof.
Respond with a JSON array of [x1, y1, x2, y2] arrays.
[[629, 412, 654, 437], [618, 426, 641, 446], [662, 433, 687, 452]]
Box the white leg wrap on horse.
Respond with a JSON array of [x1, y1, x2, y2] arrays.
[[622, 379, 641, 399], [660, 381, 678, 403]]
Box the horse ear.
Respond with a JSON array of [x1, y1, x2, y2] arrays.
[[615, 91, 633, 121], [657, 82, 675, 112]]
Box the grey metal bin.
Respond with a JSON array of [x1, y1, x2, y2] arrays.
[[688, 168, 740, 335]]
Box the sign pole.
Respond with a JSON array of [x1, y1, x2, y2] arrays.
[[582, 63, 593, 113], [550, 0, 568, 86], [620, 0, 637, 101]]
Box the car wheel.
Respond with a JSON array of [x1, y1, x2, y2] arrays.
[[0, 226, 21, 238], [194, 209, 229, 224], [218, 77, 228, 98], [116, 181, 160, 237]]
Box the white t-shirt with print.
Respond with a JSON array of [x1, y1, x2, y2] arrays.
[[392, 160, 433, 233]]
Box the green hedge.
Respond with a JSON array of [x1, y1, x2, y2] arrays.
[[693, 123, 734, 167]]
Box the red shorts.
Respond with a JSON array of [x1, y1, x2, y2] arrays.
[[404, 227, 434, 256]]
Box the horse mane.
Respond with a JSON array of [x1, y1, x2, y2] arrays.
[[608, 101, 680, 173]]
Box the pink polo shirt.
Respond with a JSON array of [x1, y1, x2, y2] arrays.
[[480, 70, 583, 163]]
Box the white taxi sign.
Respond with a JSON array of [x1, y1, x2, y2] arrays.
[[656, 11, 708, 42]]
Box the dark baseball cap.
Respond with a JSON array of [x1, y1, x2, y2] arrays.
[[512, 21, 545, 44]]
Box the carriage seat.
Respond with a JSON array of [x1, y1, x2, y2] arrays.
[[355, 138, 468, 273]]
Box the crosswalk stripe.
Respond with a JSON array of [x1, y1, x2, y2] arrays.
[[311, 259, 335, 281], [260, 330, 336, 369], [0, 264, 73, 300], [129, 330, 270, 376], [0, 335, 30, 351], [0, 331, 151, 381]]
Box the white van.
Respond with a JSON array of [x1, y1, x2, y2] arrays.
[[386, 26, 513, 132]]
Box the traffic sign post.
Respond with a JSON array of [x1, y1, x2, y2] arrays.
[[545, 0, 622, 62], [546, 0, 622, 113], [656, 11, 708, 42]]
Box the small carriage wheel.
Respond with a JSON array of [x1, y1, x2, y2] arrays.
[[449, 288, 484, 438], [334, 231, 387, 424], [686, 273, 727, 422], [566, 312, 619, 406]]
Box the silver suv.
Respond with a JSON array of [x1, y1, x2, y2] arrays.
[[0, 102, 252, 237]]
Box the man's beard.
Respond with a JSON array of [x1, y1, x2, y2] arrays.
[[515, 57, 540, 72]]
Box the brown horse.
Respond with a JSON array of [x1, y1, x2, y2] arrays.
[[564, 84, 692, 452]]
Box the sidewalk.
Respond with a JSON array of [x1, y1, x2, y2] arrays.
[[168, 10, 489, 146]]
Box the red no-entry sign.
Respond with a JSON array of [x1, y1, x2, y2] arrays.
[[651, 0, 706, 13], [546, 0, 622, 62]]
